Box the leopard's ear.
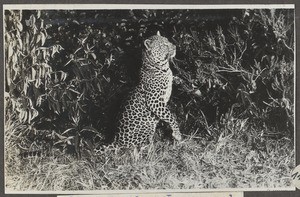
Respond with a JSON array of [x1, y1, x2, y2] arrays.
[[144, 39, 151, 49], [157, 31, 161, 36]]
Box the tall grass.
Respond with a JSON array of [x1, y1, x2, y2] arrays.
[[5, 116, 294, 190]]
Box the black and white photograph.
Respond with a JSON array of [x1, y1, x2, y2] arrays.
[[3, 4, 296, 193]]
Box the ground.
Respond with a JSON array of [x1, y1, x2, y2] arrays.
[[5, 124, 294, 191]]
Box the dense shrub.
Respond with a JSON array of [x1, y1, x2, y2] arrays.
[[171, 9, 294, 139], [4, 9, 294, 157]]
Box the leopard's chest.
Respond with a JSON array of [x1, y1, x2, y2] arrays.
[[148, 69, 173, 104], [162, 69, 173, 103]]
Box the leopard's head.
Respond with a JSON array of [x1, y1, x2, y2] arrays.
[[143, 31, 176, 69]]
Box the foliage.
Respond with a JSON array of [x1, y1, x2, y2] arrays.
[[4, 9, 294, 159], [171, 9, 294, 139]]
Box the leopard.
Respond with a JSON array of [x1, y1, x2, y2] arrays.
[[112, 31, 182, 148]]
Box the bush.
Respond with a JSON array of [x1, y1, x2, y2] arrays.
[[5, 10, 65, 155], [171, 9, 294, 138], [5, 9, 294, 158]]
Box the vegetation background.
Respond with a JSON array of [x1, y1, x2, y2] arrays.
[[4, 8, 295, 190]]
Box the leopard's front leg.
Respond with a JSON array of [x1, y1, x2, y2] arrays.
[[144, 84, 182, 141]]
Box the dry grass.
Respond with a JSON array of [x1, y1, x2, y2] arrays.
[[5, 118, 295, 191]]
